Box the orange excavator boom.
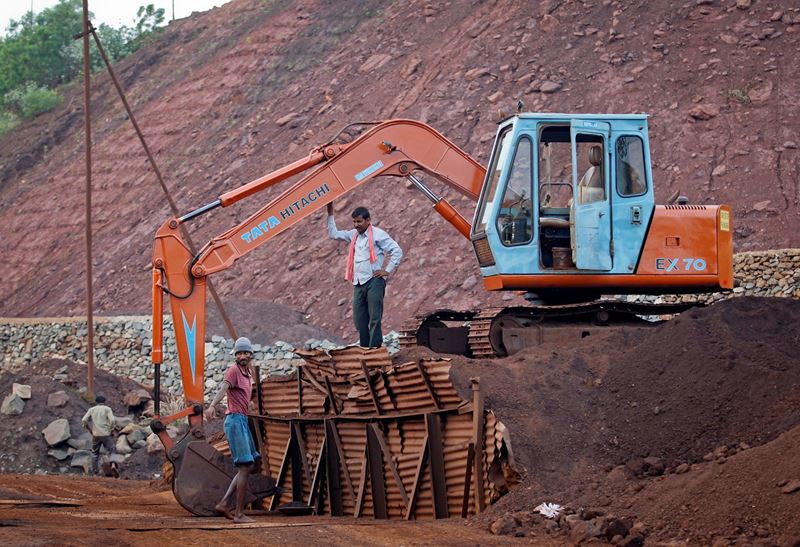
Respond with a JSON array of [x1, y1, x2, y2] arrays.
[[151, 119, 485, 422]]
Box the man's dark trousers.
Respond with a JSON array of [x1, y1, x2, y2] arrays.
[[353, 277, 386, 348], [91, 435, 116, 474]]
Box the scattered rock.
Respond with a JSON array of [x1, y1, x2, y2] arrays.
[[748, 81, 773, 105], [12, 383, 31, 399], [466, 20, 490, 38], [540, 81, 562, 94], [116, 435, 133, 455], [711, 165, 726, 177], [675, 463, 690, 474], [461, 275, 478, 291], [540, 14, 558, 32], [70, 450, 92, 472], [402, 57, 422, 78], [47, 391, 70, 408], [42, 418, 71, 446], [1, 393, 25, 415], [359, 53, 392, 73], [781, 479, 800, 494], [605, 517, 631, 539], [275, 113, 297, 127], [47, 448, 70, 461], [570, 518, 604, 543], [735, 0, 751, 9], [67, 433, 93, 451], [487, 91, 504, 103], [644, 456, 665, 476], [146, 432, 164, 454], [688, 104, 719, 120], [753, 200, 771, 212], [490, 515, 521, 535], [123, 389, 151, 407]]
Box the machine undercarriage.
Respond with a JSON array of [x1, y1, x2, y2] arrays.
[[399, 301, 699, 358]]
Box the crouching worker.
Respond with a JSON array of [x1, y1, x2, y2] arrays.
[[82, 395, 117, 475], [204, 336, 260, 523]]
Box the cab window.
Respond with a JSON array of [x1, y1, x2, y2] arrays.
[[538, 125, 573, 210], [476, 127, 513, 232], [615, 136, 647, 196], [496, 137, 533, 246]]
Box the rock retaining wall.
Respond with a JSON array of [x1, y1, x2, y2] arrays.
[[0, 316, 395, 400]]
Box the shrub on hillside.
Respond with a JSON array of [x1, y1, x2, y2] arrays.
[[0, 111, 20, 136], [4, 83, 62, 118]]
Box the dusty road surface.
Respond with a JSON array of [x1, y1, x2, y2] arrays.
[[0, 474, 548, 546]]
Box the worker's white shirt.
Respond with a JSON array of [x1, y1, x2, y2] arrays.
[[353, 231, 377, 285], [81, 405, 116, 437], [327, 216, 403, 285]]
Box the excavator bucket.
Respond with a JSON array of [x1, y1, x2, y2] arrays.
[[166, 429, 278, 516]]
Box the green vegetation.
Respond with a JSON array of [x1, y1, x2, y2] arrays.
[[0, 111, 19, 134], [728, 87, 751, 105], [0, 0, 165, 136], [5, 82, 63, 118]]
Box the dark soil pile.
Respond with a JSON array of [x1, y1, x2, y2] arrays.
[[203, 298, 345, 345], [395, 297, 800, 544], [0, 358, 162, 480]]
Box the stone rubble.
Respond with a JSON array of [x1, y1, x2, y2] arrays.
[[625, 249, 800, 305]]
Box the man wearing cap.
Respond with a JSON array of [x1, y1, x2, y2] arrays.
[[204, 336, 260, 523], [81, 395, 117, 475]]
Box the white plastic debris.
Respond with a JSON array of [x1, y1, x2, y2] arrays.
[[535, 502, 562, 519]]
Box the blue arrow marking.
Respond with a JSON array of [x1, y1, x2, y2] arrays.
[[181, 310, 197, 381]]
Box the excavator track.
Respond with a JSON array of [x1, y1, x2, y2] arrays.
[[467, 308, 505, 359], [401, 300, 700, 358], [399, 309, 477, 354]]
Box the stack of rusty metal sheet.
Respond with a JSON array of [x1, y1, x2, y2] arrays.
[[212, 345, 517, 519]]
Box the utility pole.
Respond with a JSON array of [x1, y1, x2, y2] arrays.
[[81, 0, 95, 401]]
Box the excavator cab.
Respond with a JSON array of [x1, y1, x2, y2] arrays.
[[471, 114, 668, 301]]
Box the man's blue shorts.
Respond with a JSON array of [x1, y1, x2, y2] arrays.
[[224, 413, 261, 466]]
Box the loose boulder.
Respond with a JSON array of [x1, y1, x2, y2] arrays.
[[42, 418, 71, 446], [67, 432, 92, 451], [47, 448, 70, 461], [116, 435, 133, 455], [47, 391, 70, 408], [12, 383, 31, 399], [123, 389, 152, 407], [1, 393, 25, 415], [146, 432, 164, 454], [70, 450, 93, 472]]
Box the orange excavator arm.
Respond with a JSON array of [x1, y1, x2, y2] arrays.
[[151, 119, 486, 430]]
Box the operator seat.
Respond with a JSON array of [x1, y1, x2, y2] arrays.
[[578, 145, 604, 204]]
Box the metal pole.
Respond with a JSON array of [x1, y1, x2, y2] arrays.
[[81, 0, 95, 401], [89, 28, 238, 340]]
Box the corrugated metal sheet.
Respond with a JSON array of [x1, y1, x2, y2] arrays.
[[208, 348, 516, 519]]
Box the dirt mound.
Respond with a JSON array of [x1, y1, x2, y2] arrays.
[[203, 298, 345, 345], [599, 296, 800, 466], [394, 297, 800, 542], [0, 358, 161, 479]]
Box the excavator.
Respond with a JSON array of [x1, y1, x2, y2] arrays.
[[150, 113, 733, 515]]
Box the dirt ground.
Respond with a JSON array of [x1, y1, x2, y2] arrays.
[[434, 296, 800, 545], [2, 297, 799, 545], [0, 475, 545, 546]]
